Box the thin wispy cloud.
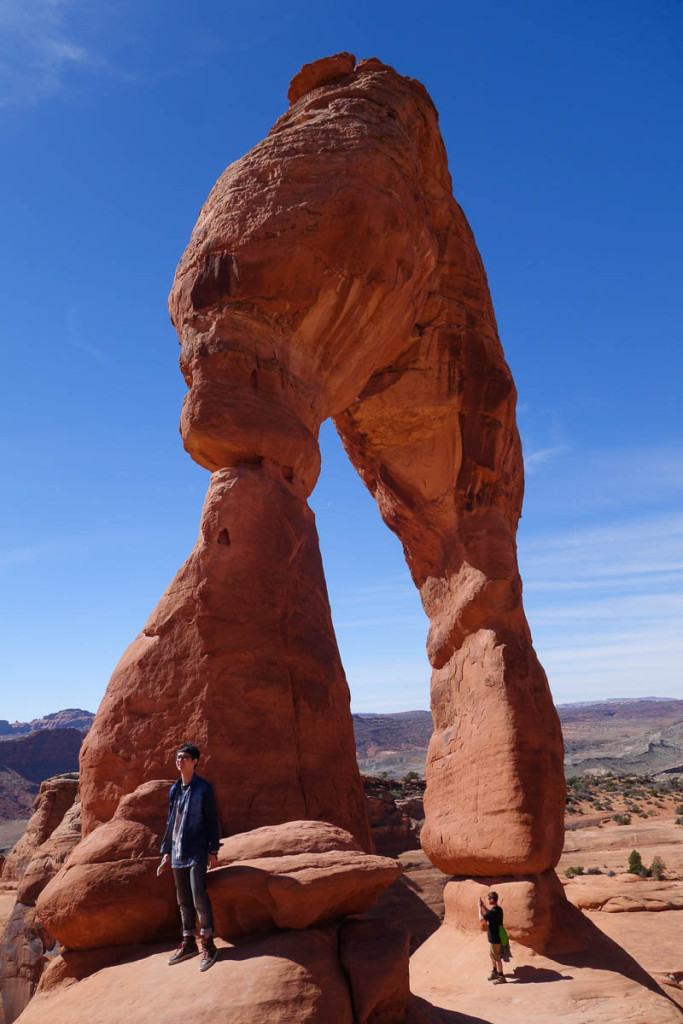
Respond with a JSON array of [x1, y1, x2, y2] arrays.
[[0, 538, 76, 569], [0, 0, 100, 108], [521, 513, 683, 704], [523, 443, 683, 515], [524, 443, 570, 473], [67, 305, 109, 365]]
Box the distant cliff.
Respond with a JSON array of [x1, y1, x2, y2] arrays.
[[353, 700, 683, 779], [0, 709, 94, 737], [0, 711, 92, 823]]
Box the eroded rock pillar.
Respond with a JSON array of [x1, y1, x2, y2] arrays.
[[80, 387, 369, 846]]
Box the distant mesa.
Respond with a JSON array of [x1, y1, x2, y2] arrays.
[[0, 712, 92, 830], [0, 709, 94, 738]]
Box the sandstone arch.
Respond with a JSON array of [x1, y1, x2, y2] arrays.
[[79, 53, 564, 894]]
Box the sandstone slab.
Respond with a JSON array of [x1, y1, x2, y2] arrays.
[[410, 918, 683, 1023], [16, 929, 355, 1024], [564, 873, 683, 913]]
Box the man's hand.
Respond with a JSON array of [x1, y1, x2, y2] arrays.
[[208, 852, 218, 870], [157, 855, 169, 877]]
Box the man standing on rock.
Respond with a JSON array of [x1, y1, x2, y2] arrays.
[[159, 743, 221, 971], [478, 891, 506, 984]]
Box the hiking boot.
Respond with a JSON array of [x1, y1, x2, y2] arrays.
[[487, 969, 499, 981], [492, 973, 507, 984], [199, 937, 218, 972], [168, 937, 198, 965]]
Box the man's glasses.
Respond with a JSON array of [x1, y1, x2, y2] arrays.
[[175, 754, 192, 761]]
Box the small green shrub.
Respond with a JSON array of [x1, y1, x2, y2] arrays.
[[650, 856, 666, 881], [565, 865, 585, 878], [628, 850, 643, 874]]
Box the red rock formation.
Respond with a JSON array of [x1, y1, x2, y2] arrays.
[[38, 806, 400, 950], [2, 776, 78, 884], [0, 776, 80, 1024], [53, 56, 567, 1006], [80, 53, 564, 891], [36, 781, 177, 950], [15, 923, 415, 1024], [79, 467, 370, 850], [362, 777, 423, 855]]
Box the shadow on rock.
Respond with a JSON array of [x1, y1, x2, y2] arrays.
[[408, 993, 493, 1024], [508, 964, 573, 984], [550, 900, 679, 1008], [365, 873, 444, 953]]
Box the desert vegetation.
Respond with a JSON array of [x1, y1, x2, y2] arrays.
[[565, 771, 683, 821]]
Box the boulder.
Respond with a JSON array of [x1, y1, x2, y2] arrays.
[[442, 871, 585, 954], [36, 781, 176, 950], [38, 809, 400, 950]]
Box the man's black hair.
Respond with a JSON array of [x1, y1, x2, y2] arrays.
[[488, 891, 499, 903], [177, 743, 200, 761]]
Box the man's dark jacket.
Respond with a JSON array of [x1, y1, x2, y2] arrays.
[[160, 775, 220, 866]]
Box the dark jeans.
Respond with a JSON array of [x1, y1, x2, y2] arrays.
[[173, 864, 214, 937]]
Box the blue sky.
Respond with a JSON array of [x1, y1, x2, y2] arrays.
[[1, 0, 681, 721]]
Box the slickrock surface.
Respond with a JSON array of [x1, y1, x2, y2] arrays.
[[410, 923, 683, 1023], [564, 873, 683, 913], [16, 931, 357, 1024], [560, 816, 683, 876], [16, 925, 411, 1024]]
